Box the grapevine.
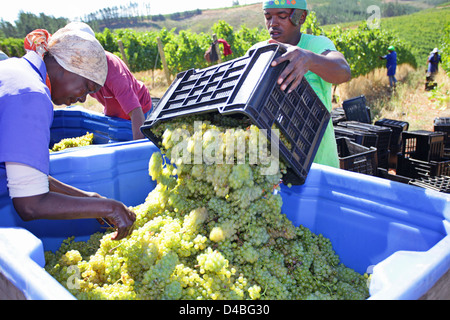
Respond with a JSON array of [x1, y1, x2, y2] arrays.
[[45, 114, 370, 300]]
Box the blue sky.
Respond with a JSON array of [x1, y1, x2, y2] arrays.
[[2, 0, 257, 24]]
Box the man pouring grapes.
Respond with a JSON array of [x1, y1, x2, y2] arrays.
[[251, 0, 352, 169]]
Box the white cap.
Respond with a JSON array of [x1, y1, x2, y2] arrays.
[[432, 48, 439, 53]]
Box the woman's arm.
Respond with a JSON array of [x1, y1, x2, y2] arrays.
[[11, 175, 135, 240]]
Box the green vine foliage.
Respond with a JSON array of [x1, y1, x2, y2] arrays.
[[326, 22, 417, 79], [2, 12, 417, 80], [440, 22, 450, 75]]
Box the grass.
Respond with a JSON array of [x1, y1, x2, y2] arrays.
[[334, 64, 450, 131]]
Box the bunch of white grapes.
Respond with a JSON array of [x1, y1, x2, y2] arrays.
[[45, 114, 370, 300], [50, 132, 94, 152]]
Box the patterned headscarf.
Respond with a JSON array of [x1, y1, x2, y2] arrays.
[[263, 0, 308, 10], [24, 25, 107, 87]]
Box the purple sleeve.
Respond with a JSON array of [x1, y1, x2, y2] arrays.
[[0, 92, 53, 175]]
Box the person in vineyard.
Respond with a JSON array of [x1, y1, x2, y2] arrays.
[[379, 45, 398, 89], [62, 22, 152, 140], [0, 26, 136, 240], [251, 0, 351, 169], [425, 48, 442, 90]]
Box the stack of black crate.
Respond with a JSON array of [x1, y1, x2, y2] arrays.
[[396, 130, 450, 179], [434, 117, 450, 158], [332, 96, 379, 176], [374, 118, 409, 170], [406, 118, 450, 194]]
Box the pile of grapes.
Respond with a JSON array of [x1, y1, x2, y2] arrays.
[[50, 132, 94, 152], [45, 115, 370, 300]]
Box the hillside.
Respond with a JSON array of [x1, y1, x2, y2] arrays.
[[323, 4, 450, 64], [131, 3, 265, 34]]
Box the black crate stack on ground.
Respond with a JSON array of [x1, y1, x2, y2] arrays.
[[141, 44, 331, 185], [333, 126, 378, 149], [336, 121, 392, 169], [396, 130, 450, 179], [401, 130, 445, 161], [374, 118, 409, 169], [336, 137, 378, 175], [434, 117, 450, 158]]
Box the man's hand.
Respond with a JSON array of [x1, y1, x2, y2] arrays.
[[269, 39, 351, 90], [269, 39, 311, 93]]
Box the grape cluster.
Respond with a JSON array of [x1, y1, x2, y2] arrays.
[[45, 115, 370, 300], [50, 132, 94, 152]]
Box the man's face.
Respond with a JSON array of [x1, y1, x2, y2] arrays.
[[51, 70, 101, 106], [264, 8, 305, 45]]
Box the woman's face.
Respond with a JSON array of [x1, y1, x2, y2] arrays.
[[51, 69, 101, 106]]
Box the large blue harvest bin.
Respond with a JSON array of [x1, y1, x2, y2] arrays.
[[50, 106, 133, 148], [0, 140, 449, 300]]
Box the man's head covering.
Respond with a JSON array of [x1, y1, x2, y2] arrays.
[[388, 45, 395, 51], [24, 24, 107, 86], [263, 0, 308, 11], [432, 48, 439, 54]]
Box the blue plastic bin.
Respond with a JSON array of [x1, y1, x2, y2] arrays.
[[0, 141, 449, 300], [50, 106, 133, 149]]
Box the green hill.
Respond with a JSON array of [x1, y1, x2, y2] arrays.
[[379, 5, 450, 64], [127, 3, 265, 34], [323, 4, 450, 65]]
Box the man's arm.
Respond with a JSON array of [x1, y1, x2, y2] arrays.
[[269, 40, 351, 93], [129, 107, 146, 140]]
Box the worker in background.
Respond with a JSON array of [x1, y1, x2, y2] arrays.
[[426, 48, 442, 90], [42, 22, 152, 140], [1, 26, 135, 240], [380, 45, 398, 89], [251, 0, 351, 169]]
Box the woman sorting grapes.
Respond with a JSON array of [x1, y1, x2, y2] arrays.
[[0, 25, 135, 240]]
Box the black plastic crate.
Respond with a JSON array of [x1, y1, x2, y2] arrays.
[[336, 137, 377, 175], [333, 126, 378, 148], [377, 167, 412, 184], [408, 175, 450, 193], [434, 117, 450, 148], [374, 118, 409, 147], [336, 121, 392, 169], [141, 44, 331, 185], [376, 118, 408, 169], [331, 107, 346, 125], [342, 95, 371, 124], [396, 153, 450, 179], [401, 130, 445, 162]]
